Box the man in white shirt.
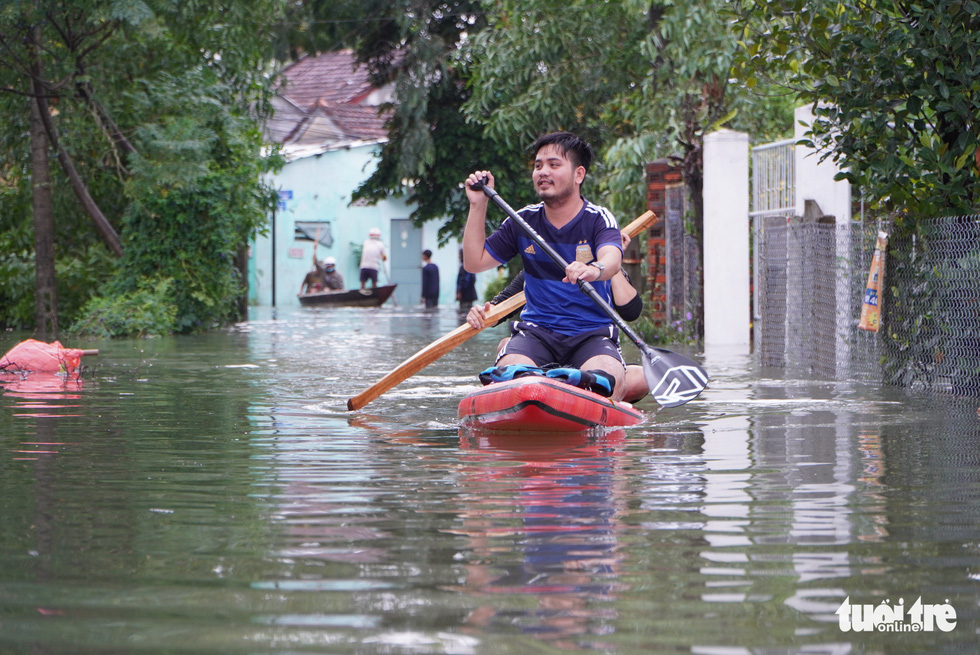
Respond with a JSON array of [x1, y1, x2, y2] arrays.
[[359, 227, 387, 290]]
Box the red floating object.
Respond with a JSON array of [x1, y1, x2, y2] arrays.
[[0, 339, 94, 377]]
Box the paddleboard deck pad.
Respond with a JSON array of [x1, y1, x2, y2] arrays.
[[458, 376, 644, 432]]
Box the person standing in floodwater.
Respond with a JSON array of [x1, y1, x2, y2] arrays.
[[421, 249, 440, 308], [456, 248, 478, 311]]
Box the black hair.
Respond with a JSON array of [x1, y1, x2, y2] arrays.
[[531, 132, 595, 174], [423, 249, 432, 258]]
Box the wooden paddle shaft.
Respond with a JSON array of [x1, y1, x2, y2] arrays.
[[346, 293, 527, 411], [345, 209, 658, 412], [622, 210, 657, 238]]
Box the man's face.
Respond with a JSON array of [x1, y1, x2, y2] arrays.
[[532, 144, 583, 203]]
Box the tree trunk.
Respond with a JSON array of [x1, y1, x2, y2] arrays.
[[33, 91, 125, 258], [234, 245, 249, 321], [29, 38, 58, 339]]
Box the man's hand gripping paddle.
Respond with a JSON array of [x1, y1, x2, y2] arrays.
[[470, 178, 708, 408]]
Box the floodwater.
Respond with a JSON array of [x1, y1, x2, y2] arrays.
[[1, 305, 979, 654]]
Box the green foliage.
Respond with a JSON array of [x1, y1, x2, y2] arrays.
[[53, 245, 119, 322], [271, 0, 395, 61], [464, 0, 795, 222], [0, 133, 118, 329], [0, 252, 34, 330], [480, 271, 510, 304], [0, 0, 285, 333], [107, 63, 280, 334], [465, 0, 646, 153], [70, 278, 177, 338], [340, 0, 533, 244], [633, 310, 700, 347], [731, 0, 980, 217], [114, 176, 254, 333]]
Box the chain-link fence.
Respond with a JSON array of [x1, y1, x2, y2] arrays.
[[881, 216, 980, 396], [754, 213, 980, 397]]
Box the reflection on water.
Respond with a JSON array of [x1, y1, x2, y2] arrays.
[[1, 306, 979, 653], [0, 372, 85, 426], [449, 430, 630, 648]]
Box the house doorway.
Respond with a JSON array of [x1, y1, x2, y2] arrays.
[[389, 218, 421, 307]]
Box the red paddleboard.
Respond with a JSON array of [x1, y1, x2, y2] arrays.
[[458, 376, 644, 433]]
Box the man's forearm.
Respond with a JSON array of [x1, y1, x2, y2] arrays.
[[462, 203, 490, 272], [591, 245, 623, 281]]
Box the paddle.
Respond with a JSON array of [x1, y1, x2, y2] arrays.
[[472, 179, 708, 408], [345, 209, 660, 411], [346, 292, 527, 411]]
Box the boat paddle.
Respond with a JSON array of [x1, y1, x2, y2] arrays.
[[471, 178, 708, 408], [345, 209, 660, 411]]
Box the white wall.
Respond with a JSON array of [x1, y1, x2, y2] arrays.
[[794, 105, 852, 222], [703, 129, 751, 349]]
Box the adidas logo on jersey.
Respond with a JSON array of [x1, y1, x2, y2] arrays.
[[524, 244, 536, 255]]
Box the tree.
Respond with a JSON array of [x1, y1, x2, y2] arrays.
[[462, 0, 793, 335], [28, 44, 58, 339], [731, 0, 980, 217], [0, 0, 284, 334]]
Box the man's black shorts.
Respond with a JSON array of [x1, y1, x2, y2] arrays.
[[497, 321, 625, 371], [360, 268, 379, 285]]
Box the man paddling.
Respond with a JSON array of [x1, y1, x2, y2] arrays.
[[468, 230, 650, 404], [462, 131, 628, 401]]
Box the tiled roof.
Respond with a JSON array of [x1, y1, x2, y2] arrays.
[[269, 50, 391, 155], [279, 50, 376, 111], [322, 104, 389, 141]]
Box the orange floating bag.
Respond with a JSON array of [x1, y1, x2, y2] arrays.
[[0, 339, 87, 376]]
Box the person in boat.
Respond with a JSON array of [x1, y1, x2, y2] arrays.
[[462, 131, 628, 401], [300, 256, 327, 295], [300, 256, 344, 295], [359, 227, 387, 291], [468, 231, 650, 404], [319, 256, 344, 291]]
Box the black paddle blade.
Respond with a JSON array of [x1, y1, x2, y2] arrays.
[[640, 345, 708, 408]]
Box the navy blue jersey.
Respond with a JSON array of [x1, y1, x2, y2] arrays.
[[484, 197, 622, 335]]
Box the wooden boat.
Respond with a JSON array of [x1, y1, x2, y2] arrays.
[[298, 284, 397, 308], [458, 376, 644, 433]]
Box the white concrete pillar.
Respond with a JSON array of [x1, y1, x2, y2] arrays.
[[703, 129, 751, 349]]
